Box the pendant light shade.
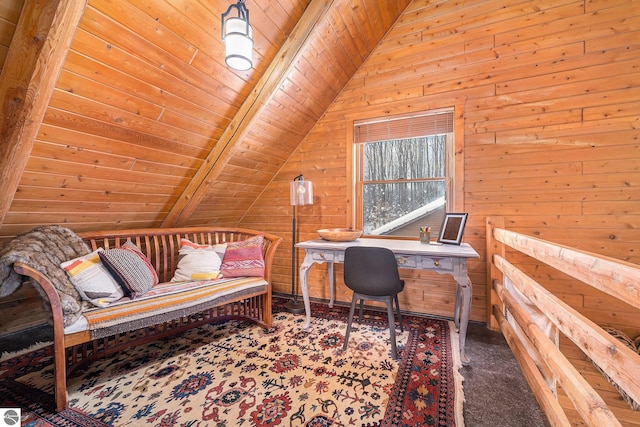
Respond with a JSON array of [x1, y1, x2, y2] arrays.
[[221, 0, 253, 71]]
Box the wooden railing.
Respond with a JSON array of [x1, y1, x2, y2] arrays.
[[486, 217, 640, 427]]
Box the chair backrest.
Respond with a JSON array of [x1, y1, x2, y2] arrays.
[[343, 246, 403, 296]]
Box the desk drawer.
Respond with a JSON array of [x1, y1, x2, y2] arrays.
[[395, 255, 417, 268], [309, 250, 342, 263], [420, 257, 453, 271]]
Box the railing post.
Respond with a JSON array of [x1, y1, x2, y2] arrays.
[[485, 216, 505, 330]]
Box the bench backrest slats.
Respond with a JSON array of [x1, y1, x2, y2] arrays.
[[78, 227, 282, 284]]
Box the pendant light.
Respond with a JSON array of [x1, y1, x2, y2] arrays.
[[221, 0, 253, 71]]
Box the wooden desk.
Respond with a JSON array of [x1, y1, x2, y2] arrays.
[[296, 238, 480, 364]]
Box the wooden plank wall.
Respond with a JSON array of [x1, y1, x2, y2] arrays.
[[242, 0, 640, 331]]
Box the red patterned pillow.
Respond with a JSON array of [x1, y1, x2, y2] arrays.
[[220, 235, 265, 278]]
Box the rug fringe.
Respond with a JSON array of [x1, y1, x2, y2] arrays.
[[0, 341, 51, 362], [449, 321, 466, 427]]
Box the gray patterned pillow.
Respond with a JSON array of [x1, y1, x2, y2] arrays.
[[99, 243, 158, 298]]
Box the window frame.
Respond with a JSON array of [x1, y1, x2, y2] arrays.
[[346, 105, 465, 238]]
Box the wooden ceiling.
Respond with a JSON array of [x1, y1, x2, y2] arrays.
[[0, 0, 411, 238]]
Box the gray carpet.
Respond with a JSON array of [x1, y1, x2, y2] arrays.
[[462, 321, 549, 427], [0, 320, 549, 426]]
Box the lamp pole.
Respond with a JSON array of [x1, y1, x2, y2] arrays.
[[285, 174, 309, 313]]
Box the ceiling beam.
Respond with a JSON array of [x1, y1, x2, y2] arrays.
[[0, 0, 88, 226], [162, 0, 335, 227]]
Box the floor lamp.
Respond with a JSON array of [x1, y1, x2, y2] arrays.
[[285, 174, 313, 313]]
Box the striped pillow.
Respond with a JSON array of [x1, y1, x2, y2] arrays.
[[61, 248, 125, 307], [171, 239, 227, 282], [220, 235, 265, 278]]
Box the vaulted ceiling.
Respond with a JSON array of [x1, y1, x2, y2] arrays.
[[0, 0, 411, 237]]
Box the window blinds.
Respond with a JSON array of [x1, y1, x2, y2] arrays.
[[354, 109, 454, 144]]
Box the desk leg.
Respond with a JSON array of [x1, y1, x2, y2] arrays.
[[299, 254, 316, 330], [328, 261, 335, 308], [454, 275, 472, 365], [453, 285, 461, 332]]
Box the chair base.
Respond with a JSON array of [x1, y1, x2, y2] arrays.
[[342, 293, 403, 360]]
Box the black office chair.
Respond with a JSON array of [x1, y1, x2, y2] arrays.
[[342, 246, 405, 359]]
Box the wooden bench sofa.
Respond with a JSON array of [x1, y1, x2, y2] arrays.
[[11, 226, 281, 411]]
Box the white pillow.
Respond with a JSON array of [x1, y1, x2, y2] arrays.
[[171, 239, 227, 282], [60, 248, 125, 307]]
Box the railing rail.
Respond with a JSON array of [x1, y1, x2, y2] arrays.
[[486, 217, 640, 427]]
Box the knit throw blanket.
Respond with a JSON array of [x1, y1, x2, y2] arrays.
[[0, 225, 91, 327]]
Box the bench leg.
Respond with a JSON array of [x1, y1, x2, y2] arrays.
[[53, 335, 68, 411]]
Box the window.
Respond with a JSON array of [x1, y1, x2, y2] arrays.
[[353, 108, 455, 238]]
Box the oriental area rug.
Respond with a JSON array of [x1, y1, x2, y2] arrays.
[[0, 297, 464, 426]]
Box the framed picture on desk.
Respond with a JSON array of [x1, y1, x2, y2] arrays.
[[438, 212, 468, 245]]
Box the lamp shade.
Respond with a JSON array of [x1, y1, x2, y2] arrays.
[[290, 180, 313, 206], [224, 17, 253, 71]]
